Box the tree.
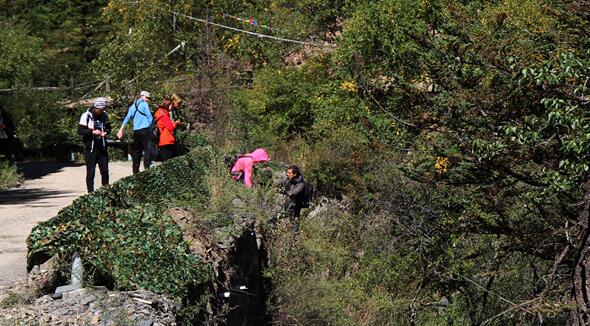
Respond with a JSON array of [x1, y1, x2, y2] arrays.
[[0, 20, 44, 88]]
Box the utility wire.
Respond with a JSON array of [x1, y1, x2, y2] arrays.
[[220, 12, 284, 32], [173, 11, 322, 47], [124, 1, 323, 47]]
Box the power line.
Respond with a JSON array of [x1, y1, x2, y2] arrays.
[[220, 12, 284, 32], [124, 1, 323, 47], [173, 11, 322, 47]]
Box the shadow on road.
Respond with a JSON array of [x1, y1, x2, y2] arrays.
[[0, 188, 75, 205], [0, 162, 81, 205], [17, 162, 83, 180]]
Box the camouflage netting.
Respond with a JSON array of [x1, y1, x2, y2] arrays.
[[27, 146, 213, 299]]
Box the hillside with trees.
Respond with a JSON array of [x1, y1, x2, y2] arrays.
[[1, 0, 590, 324]]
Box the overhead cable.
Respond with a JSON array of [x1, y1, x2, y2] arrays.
[[172, 11, 322, 47], [123, 1, 323, 47]]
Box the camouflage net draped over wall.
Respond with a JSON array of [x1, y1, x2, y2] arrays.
[[27, 147, 213, 298]]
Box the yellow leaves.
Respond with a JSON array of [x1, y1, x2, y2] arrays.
[[339, 81, 357, 92], [482, 0, 553, 35], [504, 0, 552, 33], [435, 156, 449, 174], [223, 34, 241, 52]]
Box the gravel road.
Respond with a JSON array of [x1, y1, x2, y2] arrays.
[[0, 161, 133, 287]]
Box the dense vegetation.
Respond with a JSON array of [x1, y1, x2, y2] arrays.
[[4, 0, 590, 324]]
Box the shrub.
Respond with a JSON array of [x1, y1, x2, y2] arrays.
[[0, 161, 21, 190]]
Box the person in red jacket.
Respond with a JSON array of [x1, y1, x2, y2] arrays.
[[154, 98, 180, 161]]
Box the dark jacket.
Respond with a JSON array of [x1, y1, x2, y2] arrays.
[[285, 174, 305, 207], [78, 109, 111, 152]]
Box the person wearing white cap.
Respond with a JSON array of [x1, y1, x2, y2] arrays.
[[117, 90, 154, 174], [78, 97, 111, 192]]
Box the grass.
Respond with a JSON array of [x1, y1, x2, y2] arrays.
[[0, 292, 25, 309], [0, 161, 21, 190]]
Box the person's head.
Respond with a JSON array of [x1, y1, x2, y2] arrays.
[[287, 165, 301, 180], [140, 90, 151, 102], [92, 97, 108, 116], [171, 93, 182, 108], [159, 98, 173, 111]]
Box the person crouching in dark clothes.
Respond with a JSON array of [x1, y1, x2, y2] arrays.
[[282, 165, 305, 232], [78, 98, 111, 192]]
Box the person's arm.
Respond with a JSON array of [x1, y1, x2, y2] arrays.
[[78, 113, 92, 136], [287, 180, 304, 197], [117, 106, 134, 139], [78, 124, 93, 136]]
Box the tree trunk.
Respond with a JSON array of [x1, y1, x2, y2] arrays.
[[571, 179, 590, 325]]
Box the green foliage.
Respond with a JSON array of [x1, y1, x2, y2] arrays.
[[0, 20, 45, 88], [175, 130, 213, 154], [507, 51, 590, 194], [238, 64, 327, 144], [8, 91, 80, 152], [0, 0, 111, 86], [90, 25, 169, 100], [305, 126, 370, 198], [86, 205, 209, 294], [0, 161, 21, 190], [266, 160, 569, 324]]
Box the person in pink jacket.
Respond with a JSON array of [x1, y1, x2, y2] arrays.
[[230, 148, 270, 188]]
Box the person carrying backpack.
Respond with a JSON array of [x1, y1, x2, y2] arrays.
[[78, 97, 111, 192], [280, 165, 306, 232], [154, 98, 180, 161], [117, 90, 154, 174]]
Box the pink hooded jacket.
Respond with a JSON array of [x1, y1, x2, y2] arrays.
[[231, 148, 270, 188]]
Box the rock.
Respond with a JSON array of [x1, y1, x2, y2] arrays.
[[27, 254, 60, 296], [437, 296, 449, 314], [90, 314, 100, 324], [138, 319, 154, 326], [231, 198, 246, 208], [80, 294, 97, 306], [61, 288, 87, 300], [52, 284, 79, 299]]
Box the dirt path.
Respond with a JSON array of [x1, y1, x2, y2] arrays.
[[0, 161, 133, 287]]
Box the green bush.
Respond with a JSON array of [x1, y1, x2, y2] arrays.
[[0, 161, 21, 190], [305, 126, 371, 199]]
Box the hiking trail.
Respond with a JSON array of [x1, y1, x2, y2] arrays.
[[0, 161, 133, 288]]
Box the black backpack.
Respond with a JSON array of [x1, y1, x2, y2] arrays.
[[225, 154, 246, 182], [133, 101, 159, 143], [298, 181, 314, 208]]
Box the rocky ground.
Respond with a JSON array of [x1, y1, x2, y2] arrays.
[[0, 283, 177, 325]]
